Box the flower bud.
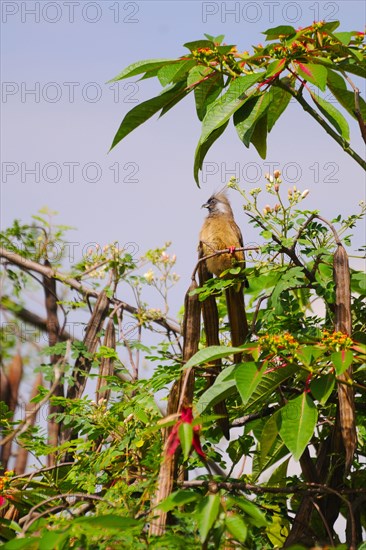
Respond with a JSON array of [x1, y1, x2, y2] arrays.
[[273, 169, 281, 179], [274, 183, 280, 192], [301, 189, 309, 199]]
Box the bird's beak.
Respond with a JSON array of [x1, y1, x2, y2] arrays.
[[201, 202, 209, 209]]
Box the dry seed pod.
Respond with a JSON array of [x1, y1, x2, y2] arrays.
[[182, 279, 201, 363], [333, 243, 356, 472]]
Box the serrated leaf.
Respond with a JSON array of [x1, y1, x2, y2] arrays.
[[279, 393, 318, 461], [235, 362, 266, 405], [331, 350, 353, 375], [310, 374, 335, 405], [311, 95, 350, 141], [295, 62, 327, 91], [225, 514, 247, 542], [110, 81, 188, 150], [109, 59, 176, 82], [198, 494, 220, 543], [158, 489, 199, 512]]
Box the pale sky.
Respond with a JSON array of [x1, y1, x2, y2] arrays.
[[2, 0, 366, 324]]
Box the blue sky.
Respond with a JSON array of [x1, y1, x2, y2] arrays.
[[1, 0, 366, 321]]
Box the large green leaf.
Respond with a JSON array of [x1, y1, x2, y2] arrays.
[[198, 494, 220, 543], [250, 112, 268, 158], [184, 39, 215, 52], [225, 514, 247, 543], [311, 94, 350, 141], [246, 363, 297, 410], [196, 365, 237, 414], [310, 374, 335, 405], [227, 496, 267, 527], [259, 410, 281, 466], [179, 422, 194, 460], [199, 72, 264, 144], [194, 120, 229, 185], [267, 84, 292, 132], [234, 92, 270, 146], [331, 350, 353, 375], [235, 362, 266, 405], [263, 25, 296, 40], [184, 346, 244, 370], [158, 490, 199, 512], [294, 62, 328, 91], [158, 59, 197, 87], [109, 59, 176, 82], [188, 66, 224, 121], [110, 81, 188, 150], [279, 393, 318, 461]]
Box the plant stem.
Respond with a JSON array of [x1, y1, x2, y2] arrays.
[[276, 81, 366, 172]]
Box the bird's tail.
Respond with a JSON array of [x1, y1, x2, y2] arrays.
[[225, 285, 248, 363]]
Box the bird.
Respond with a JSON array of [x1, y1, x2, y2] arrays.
[[199, 189, 248, 358]]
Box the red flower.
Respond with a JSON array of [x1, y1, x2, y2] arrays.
[[166, 406, 206, 458]]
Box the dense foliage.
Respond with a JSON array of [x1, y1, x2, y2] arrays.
[[1, 20, 365, 550]]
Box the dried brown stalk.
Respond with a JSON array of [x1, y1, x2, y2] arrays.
[[149, 279, 201, 537], [1, 354, 23, 471]]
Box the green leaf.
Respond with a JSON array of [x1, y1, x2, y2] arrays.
[[188, 66, 224, 121], [279, 393, 318, 461], [247, 363, 297, 410], [294, 63, 327, 91], [198, 494, 220, 543], [310, 374, 335, 405], [110, 81, 188, 150], [196, 365, 237, 414], [199, 72, 264, 144], [194, 121, 229, 185], [157, 59, 197, 87], [109, 59, 176, 82], [260, 410, 281, 466], [225, 514, 247, 542], [332, 32, 353, 45], [267, 84, 292, 132], [227, 496, 267, 527], [184, 39, 215, 52], [250, 112, 268, 158], [235, 362, 266, 405], [158, 489, 199, 512], [39, 531, 69, 550], [234, 93, 270, 147], [327, 70, 366, 121], [74, 514, 140, 529], [331, 350, 353, 375], [178, 422, 193, 460], [263, 25, 296, 40], [184, 346, 244, 370], [296, 346, 324, 367], [311, 94, 350, 141], [267, 456, 290, 486]]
